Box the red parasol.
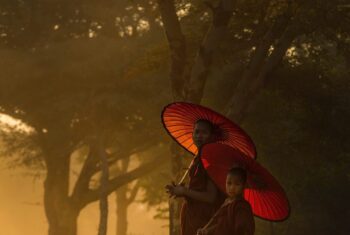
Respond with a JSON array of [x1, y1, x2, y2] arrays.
[[201, 143, 290, 221], [161, 102, 256, 158]]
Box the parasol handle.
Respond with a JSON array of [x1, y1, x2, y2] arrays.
[[177, 158, 195, 185], [178, 168, 189, 185], [202, 201, 228, 230]]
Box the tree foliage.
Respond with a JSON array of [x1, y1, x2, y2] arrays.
[[0, 0, 349, 234]]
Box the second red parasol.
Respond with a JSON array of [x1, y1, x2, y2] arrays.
[[200, 143, 290, 221]]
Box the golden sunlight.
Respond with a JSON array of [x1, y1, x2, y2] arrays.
[[0, 113, 34, 133]]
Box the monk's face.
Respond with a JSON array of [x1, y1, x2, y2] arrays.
[[192, 122, 213, 148], [226, 174, 244, 198]]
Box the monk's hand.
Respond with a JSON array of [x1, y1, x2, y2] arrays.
[[171, 184, 187, 197], [165, 182, 187, 198], [165, 181, 176, 197]]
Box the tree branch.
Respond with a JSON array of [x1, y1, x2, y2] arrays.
[[80, 155, 168, 208], [71, 145, 99, 200], [71, 137, 164, 206], [106, 138, 160, 165], [225, 9, 294, 122], [259, 26, 298, 84], [126, 181, 141, 205]]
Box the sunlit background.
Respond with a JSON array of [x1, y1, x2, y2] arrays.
[[0, 114, 167, 235], [0, 1, 349, 235], [0, 164, 167, 235]]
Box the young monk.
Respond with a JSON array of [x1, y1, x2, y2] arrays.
[[197, 167, 255, 235], [165, 119, 225, 235]]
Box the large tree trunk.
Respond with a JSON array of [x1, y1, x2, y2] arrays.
[[46, 207, 79, 235], [186, 0, 235, 103], [158, 1, 236, 234], [157, 0, 187, 101], [44, 152, 79, 235], [157, 1, 187, 234]]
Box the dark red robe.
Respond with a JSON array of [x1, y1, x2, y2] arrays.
[[180, 156, 225, 235], [212, 198, 255, 235]]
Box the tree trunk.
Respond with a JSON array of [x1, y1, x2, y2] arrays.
[[157, 1, 187, 234], [169, 144, 185, 235], [116, 186, 128, 235], [98, 142, 109, 235], [46, 208, 79, 235], [225, 12, 294, 122], [186, 0, 235, 103], [114, 157, 132, 235], [44, 152, 79, 235], [42, 133, 165, 235], [157, 0, 187, 101], [158, 0, 236, 234]]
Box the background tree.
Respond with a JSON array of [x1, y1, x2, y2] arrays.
[[0, 33, 171, 235], [0, 1, 349, 235]]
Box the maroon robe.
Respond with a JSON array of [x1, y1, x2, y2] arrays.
[[212, 198, 255, 235], [181, 156, 225, 235]]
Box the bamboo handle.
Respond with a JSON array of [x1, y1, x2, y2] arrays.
[[177, 158, 195, 185]]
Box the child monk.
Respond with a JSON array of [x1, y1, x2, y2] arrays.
[[197, 167, 255, 235]]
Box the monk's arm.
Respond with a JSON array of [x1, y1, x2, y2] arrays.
[[183, 179, 217, 203]]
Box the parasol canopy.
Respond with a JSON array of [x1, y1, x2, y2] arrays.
[[161, 102, 256, 158], [201, 143, 290, 221]]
